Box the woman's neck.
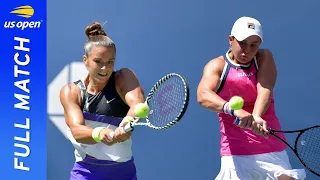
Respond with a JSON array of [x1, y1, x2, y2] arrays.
[[228, 50, 239, 64], [228, 50, 249, 65], [84, 75, 108, 95]]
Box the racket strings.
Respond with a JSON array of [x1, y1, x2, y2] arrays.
[[296, 127, 320, 174], [147, 76, 187, 128]]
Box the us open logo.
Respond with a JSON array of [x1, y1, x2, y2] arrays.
[[4, 5, 42, 30]]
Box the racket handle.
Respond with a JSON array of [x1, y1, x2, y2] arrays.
[[234, 117, 240, 125], [123, 122, 134, 132], [234, 117, 262, 126], [108, 123, 134, 138], [234, 117, 271, 133]]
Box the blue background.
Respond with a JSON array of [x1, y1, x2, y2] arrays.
[[1, 0, 46, 179], [45, 0, 320, 180]]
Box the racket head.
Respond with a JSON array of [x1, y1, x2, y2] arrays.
[[144, 73, 189, 130], [294, 125, 320, 176], [235, 118, 320, 176]]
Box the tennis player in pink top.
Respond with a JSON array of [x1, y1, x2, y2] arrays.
[[197, 16, 306, 180]]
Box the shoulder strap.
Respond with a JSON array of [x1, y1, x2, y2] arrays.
[[73, 80, 86, 110]]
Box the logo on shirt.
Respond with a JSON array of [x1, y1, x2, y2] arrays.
[[238, 72, 253, 77], [106, 98, 116, 104]]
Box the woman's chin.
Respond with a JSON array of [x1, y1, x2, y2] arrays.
[[238, 56, 252, 64]]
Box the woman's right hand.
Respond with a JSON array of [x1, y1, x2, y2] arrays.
[[251, 116, 269, 138], [233, 109, 254, 129], [98, 128, 116, 146]]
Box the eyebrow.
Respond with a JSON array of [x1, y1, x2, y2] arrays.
[[93, 57, 115, 61]]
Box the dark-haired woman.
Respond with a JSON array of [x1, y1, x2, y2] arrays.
[[60, 22, 145, 180]]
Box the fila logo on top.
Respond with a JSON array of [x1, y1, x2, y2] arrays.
[[238, 72, 253, 77]]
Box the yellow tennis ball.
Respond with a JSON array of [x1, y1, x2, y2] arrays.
[[229, 96, 244, 110], [134, 103, 150, 118]]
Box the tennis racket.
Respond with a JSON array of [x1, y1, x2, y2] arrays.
[[110, 73, 189, 137], [234, 117, 320, 177]]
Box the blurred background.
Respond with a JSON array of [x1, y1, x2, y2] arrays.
[[47, 0, 320, 179]]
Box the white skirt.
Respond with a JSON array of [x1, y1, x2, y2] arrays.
[[215, 150, 306, 180]]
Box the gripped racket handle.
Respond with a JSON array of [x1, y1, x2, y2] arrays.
[[123, 122, 134, 132], [234, 117, 271, 132], [234, 117, 240, 125], [109, 122, 134, 138]]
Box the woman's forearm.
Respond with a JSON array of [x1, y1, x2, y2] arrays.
[[252, 88, 272, 117]]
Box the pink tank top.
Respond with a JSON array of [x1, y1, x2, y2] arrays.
[[217, 50, 287, 156]]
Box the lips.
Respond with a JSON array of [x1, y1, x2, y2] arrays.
[[98, 73, 107, 77]]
